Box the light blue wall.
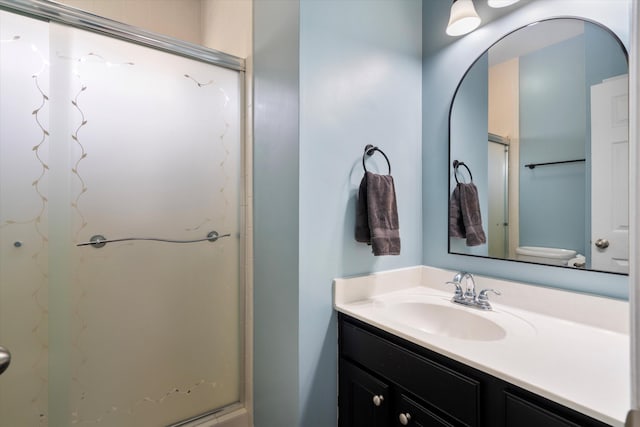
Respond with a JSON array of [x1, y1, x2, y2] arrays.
[[519, 35, 587, 254], [422, 0, 631, 299], [585, 23, 629, 86], [254, 2, 630, 426], [253, 1, 300, 426], [254, 1, 422, 426], [299, 1, 422, 425], [449, 53, 489, 256]]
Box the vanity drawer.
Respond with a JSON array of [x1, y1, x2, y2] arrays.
[[504, 391, 607, 427], [341, 320, 480, 426]]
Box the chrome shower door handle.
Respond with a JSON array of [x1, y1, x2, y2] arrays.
[[0, 346, 11, 375]]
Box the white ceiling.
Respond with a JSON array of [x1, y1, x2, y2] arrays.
[[488, 19, 585, 66]]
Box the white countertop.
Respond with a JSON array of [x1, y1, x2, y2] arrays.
[[333, 266, 630, 427]]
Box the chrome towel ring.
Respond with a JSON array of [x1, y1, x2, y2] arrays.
[[453, 160, 473, 184], [362, 144, 391, 175]]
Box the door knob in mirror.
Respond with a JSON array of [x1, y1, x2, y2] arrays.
[[0, 346, 11, 375], [595, 238, 610, 249]]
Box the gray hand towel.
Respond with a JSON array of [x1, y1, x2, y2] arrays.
[[454, 182, 486, 246], [355, 171, 401, 256], [449, 185, 465, 239], [355, 174, 371, 243]]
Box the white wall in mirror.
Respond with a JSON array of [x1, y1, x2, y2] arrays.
[[488, 58, 519, 258]]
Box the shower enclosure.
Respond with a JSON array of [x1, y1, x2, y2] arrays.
[[0, 2, 246, 426]]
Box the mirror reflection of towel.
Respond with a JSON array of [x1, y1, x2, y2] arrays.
[[449, 182, 486, 246], [449, 185, 465, 239], [355, 171, 400, 256]]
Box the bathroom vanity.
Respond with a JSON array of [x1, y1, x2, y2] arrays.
[[334, 266, 629, 426], [339, 314, 610, 427]]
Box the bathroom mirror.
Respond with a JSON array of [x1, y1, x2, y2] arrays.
[[449, 18, 629, 274]]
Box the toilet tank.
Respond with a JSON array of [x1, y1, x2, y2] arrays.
[[515, 246, 577, 266]]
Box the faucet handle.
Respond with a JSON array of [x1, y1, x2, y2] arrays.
[[452, 271, 466, 283], [444, 281, 464, 300], [478, 288, 501, 300], [476, 288, 501, 309]]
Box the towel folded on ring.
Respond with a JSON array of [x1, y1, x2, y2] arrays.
[[449, 182, 486, 247], [355, 171, 400, 256]]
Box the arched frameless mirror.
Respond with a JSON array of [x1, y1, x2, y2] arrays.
[[448, 18, 628, 274]]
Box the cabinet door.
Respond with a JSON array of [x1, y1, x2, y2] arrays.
[[395, 394, 455, 427], [505, 392, 582, 427], [341, 318, 480, 426], [339, 359, 390, 427]]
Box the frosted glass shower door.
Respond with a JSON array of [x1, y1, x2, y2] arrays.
[[0, 10, 243, 427]]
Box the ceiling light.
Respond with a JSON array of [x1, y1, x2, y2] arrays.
[[446, 0, 482, 37], [488, 0, 520, 8]]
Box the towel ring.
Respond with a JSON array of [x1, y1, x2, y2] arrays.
[[362, 144, 391, 174], [453, 160, 473, 184]]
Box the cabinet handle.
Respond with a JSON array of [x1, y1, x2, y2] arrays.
[[372, 395, 384, 407], [399, 412, 411, 425]]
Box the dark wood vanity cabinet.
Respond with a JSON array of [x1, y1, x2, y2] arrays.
[[338, 313, 612, 427], [340, 359, 455, 427]]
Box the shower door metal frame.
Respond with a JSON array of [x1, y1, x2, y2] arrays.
[[0, 2, 250, 426], [0, 0, 245, 71], [488, 133, 510, 259]]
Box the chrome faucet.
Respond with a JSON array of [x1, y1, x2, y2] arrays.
[[461, 272, 476, 302], [445, 272, 501, 310]]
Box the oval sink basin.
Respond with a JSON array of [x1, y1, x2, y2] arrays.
[[382, 301, 507, 341]]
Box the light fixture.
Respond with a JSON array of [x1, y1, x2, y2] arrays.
[[487, 0, 520, 7], [446, 0, 481, 37]]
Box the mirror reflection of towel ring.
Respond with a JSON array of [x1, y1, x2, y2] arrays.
[[453, 160, 473, 183], [362, 144, 391, 174]]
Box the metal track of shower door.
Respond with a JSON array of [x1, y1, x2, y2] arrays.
[[0, 0, 245, 71]]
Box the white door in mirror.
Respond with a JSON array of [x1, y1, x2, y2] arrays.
[[591, 74, 629, 273]]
